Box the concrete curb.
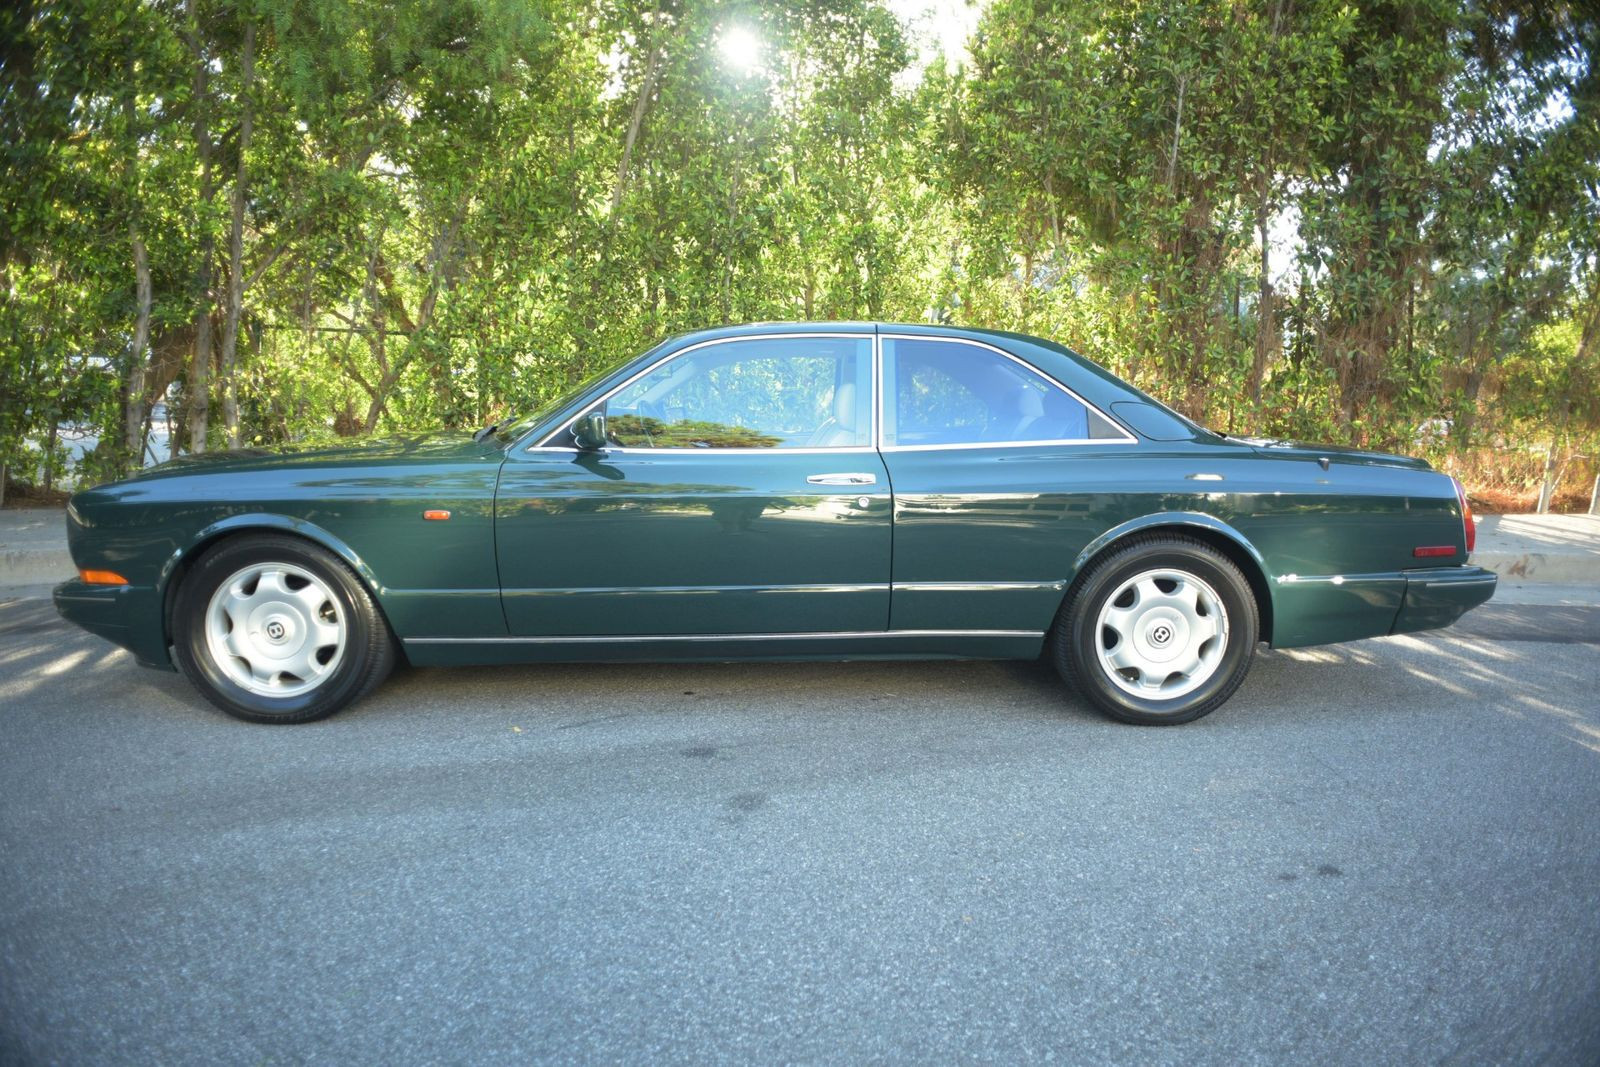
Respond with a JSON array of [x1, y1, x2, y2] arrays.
[[0, 509, 72, 592], [1472, 552, 1600, 585]]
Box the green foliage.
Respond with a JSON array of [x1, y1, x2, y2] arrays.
[[1, 0, 1596, 496]]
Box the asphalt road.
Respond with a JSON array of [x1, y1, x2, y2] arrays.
[[3, 599, 1599, 1065]]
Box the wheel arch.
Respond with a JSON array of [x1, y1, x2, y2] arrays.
[[159, 515, 396, 651], [1064, 513, 1275, 645]]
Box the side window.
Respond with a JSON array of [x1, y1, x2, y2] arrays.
[[604, 337, 872, 449], [883, 338, 1122, 446]]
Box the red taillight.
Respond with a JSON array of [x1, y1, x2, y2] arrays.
[[1452, 477, 1476, 554]]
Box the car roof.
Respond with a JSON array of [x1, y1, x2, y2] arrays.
[[653, 321, 1124, 392]]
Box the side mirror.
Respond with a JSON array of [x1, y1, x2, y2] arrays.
[[571, 409, 608, 451]]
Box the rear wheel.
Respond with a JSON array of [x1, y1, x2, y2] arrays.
[[1052, 534, 1258, 725], [171, 535, 395, 723]]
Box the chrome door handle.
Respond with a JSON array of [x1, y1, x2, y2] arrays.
[[806, 472, 877, 485]]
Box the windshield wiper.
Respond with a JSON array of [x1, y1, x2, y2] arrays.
[[472, 421, 502, 442]]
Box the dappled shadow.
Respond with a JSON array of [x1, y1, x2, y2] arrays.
[[0, 601, 204, 720], [1236, 632, 1600, 756]]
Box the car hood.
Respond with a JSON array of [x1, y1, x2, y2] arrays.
[[1236, 437, 1432, 471], [120, 431, 499, 482]]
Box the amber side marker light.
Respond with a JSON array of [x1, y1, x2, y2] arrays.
[[79, 569, 129, 585], [422, 509, 452, 521]]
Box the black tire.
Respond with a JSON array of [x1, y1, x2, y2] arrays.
[[170, 534, 396, 724], [1052, 534, 1258, 725]]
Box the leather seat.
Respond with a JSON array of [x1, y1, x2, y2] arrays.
[[807, 382, 859, 447], [987, 386, 1044, 441]]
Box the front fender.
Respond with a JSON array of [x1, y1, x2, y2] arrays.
[[160, 513, 387, 599]]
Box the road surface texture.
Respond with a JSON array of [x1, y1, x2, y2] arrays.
[[2, 597, 1598, 1064]]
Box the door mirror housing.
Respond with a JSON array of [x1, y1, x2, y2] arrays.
[[571, 410, 608, 451]]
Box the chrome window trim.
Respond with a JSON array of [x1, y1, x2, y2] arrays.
[[519, 445, 870, 456], [406, 628, 1045, 646], [875, 333, 1138, 450], [544, 446, 878, 456], [532, 331, 879, 453]]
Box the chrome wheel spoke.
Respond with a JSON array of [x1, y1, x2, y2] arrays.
[[292, 580, 330, 618], [223, 628, 252, 663], [1170, 650, 1203, 680], [281, 645, 323, 681], [1102, 605, 1137, 639], [1105, 641, 1144, 672], [1188, 612, 1220, 644], [310, 619, 342, 650], [220, 583, 253, 620], [254, 569, 291, 601], [249, 658, 279, 687]]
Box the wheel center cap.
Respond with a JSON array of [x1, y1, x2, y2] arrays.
[[249, 605, 303, 654], [1135, 607, 1189, 663]]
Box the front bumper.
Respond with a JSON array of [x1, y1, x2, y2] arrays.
[[53, 579, 175, 670], [1390, 565, 1497, 636]]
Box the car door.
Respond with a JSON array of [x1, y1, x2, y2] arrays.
[[877, 334, 1137, 634], [495, 333, 891, 637]]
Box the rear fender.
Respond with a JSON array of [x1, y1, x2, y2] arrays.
[[1068, 512, 1278, 639]]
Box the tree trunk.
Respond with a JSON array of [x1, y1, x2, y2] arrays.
[[587, 26, 666, 336], [612, 37, 664, 215], [125, 229, 152, 460], [219, 21, 254, 449], [1248, 175, 1274, 403], [121, 53, 151, 468], [1537, 404, 1569, 514], [44, 419, 58, 493], [1020, 249, 1034, 328], [187, 0, 215, 454]]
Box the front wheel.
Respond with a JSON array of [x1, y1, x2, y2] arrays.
[[1052, 535, 1259, 725], [171, 534, 396, 724]]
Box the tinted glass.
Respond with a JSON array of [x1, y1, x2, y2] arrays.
[[605, 336, 872, 449], [883, 338, 1120, 446]]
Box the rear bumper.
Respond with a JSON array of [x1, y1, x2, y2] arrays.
[[53, 579, 175, 670], [1390, 565, 1497, 636]]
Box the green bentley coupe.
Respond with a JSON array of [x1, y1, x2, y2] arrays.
[[56, 322, 1494, 725]]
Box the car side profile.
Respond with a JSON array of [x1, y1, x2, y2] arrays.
[[55, 322, 1495, 725]]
